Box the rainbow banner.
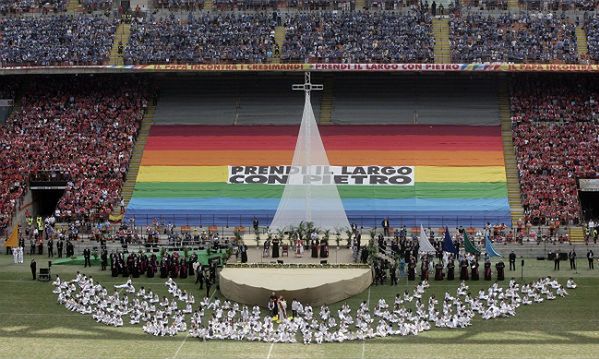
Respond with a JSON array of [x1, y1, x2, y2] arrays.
[[126, 125, 511, 227]]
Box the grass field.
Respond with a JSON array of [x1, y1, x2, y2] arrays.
[[1, 254, 598, 359]]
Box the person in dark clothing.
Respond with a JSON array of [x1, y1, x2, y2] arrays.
[[509, 251, 516, 271], [495, 260, 505, 281], [30, 259, 36, 280], [569, 249, 576, 270], [101, 249, 108, 271], [47, 239, 54, 258], [471, 261, 480, 280], [57, 240, 63, 258], [484, 260, 492, 280], [554, 251, 561, 270], [205, 276, 212, 298], [381, 217, 390, 237], [447, 259, 455, 280], [83, 248, 91, 267], [588, 250, 595, 269]]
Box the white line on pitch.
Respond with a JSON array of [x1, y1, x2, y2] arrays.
[[173, 287, 217, 359], [362, 286, 371, 359], [266, 342, 275, 359]]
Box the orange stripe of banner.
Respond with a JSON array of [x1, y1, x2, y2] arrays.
[[141, 150, 504, 167]]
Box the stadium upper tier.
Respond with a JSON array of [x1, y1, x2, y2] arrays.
[[2, 11, 599, 66]]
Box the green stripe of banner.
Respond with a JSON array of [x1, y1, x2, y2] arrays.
[[132, 182, 507, 199]]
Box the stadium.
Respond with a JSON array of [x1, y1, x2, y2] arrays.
[[0, 1, 599, 358]]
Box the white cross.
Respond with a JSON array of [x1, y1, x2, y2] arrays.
[[292, 72, 323, 95]]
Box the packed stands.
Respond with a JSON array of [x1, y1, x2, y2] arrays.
[[586, 16, 599, 62], [460, 0, 508, 10], [281, 10, 434, 63], [450, 12, 578, 63], [0, 15, 118, 66], [519, 0, 599, 10], [80, 0, 113, 11], [124, 13, 276, 64], [0, 77, 149, 230], [154, 0, 204, 10], [0, 0, 66, 14], [511, 78, 599, 225]]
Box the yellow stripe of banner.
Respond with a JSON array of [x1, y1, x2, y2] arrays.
[[415, 166, 506, 183], [137, 166, 506, 183], [137, 166, 228, 182]]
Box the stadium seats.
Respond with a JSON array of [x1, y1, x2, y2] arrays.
[[510, 78, 599, 225]]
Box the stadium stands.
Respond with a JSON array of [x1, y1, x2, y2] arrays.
[[152, 76, 321, 125], [81, 0, 113, 11], [450, 12, 578, 63], [0, 77, 149, 229], [0, 0, 66, 14], [511, 78, 599, 225], [0, 15, 118, 66], [124, 13, 277, 65], [281, 11, 434, 63], [586, 15, 599, 62], [519, 0, 599, 10], [330, 76, 499, 124]]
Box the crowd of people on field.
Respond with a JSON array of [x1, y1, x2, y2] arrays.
[[281, 10, 434, 63], [511, 78, 599, 225], [0, 15, 117, 66], [54, 273, 573, 342], [450, 12, 579, 63], [0, 78, 149, 230]]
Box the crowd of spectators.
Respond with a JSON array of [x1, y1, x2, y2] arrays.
[[80, 0, 113, 11], [586, 16, 599, 62], [450, 12, 579, 63], [0, 0, 66, 14], [0, 15, 118, 66], [281, 10, 434, 63], [124, 13, 276, 64], [519, 0, 599, 11], [0, 77, 150, 231], [511, 78, 599, 225], [155, 0, 204, 10]]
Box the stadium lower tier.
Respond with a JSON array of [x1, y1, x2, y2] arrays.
[[126, 124, 512, 228]]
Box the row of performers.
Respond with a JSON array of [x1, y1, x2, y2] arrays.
[[407, 259, 506, 281], [108, 252, 217, 281], [263, 239, 330, 259]]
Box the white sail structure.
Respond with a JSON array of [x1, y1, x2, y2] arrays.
[[418, 225, 437, 253], [269, 73, 350, 231]]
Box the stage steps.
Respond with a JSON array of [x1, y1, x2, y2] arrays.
[[270, 26, 286, 64], [66, 0, 81, 12], [507, 0, 519, 10], [576, 26, 589, 58], [319, 76, 334, 124], [432, 18, 451, 63], [569, 227, 586, 243], [204, 0, 214, 10], [120, 105, 156, 208], [499, 85, 524, 226], [109, 23, 131, 66]]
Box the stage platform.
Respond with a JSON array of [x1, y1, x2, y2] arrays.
[[234, 245, 355, 264], [219, 264, 372, 306]]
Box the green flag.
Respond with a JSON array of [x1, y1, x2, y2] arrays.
[[464, 232, 481, 255]]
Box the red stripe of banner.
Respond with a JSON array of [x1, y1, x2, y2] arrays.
[[146, 125, 503, 151]]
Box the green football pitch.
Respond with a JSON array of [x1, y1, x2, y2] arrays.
[[1, 254, 598, 359]]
